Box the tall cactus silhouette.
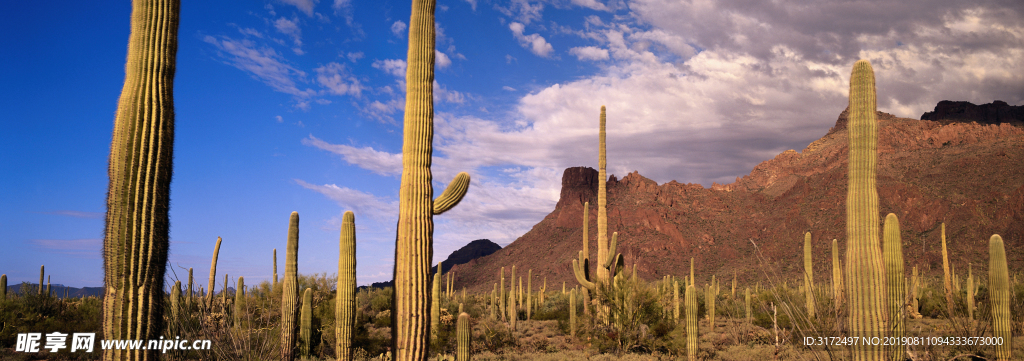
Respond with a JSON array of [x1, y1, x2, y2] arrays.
[[39, 265, 44, 295], [281, 212, 300, 361], [882, 213, 904, 360], [1, 274, 6, 300], [457, 312, 470, 361], [337, 211, 356, 361], [941, 223, 953, 318], [300, 288, 313, 359], [207, 237, 222, 308], [47, 276, 51, 297], [803, 232, 815, 318], [989, 235, 1011, 361], [101, 0, 179, 359], [391, 0, 472, 358], [845, 59, 886, 361], [685, 284, 698, 361]]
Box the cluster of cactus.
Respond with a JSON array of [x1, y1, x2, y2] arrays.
[[100, 1, 180, 358], [391, 0, 472, 357], [845, 59, 886, 361], [803, 232, 815, 319]]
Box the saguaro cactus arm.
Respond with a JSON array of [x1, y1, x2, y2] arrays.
[[433, 172, 471, 215], [101, 1, 179, 359]]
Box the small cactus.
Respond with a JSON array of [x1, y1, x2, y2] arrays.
[[234, 277, 246, 330], [456, 312, 470, 361], [187, 267, 194, 307], [500, 267, 505, 321], [941, 223, 953, 318], [673, 279, 680, 322], [967, 265, 975, 324], [745, 287, 751, 323], [569, 288, 577, 337], [300, 288, 313, 359], [273, 248, 279, 295], [527, 269, 532, 320], [432, 262, 442, 338], [832, 239, 843, 311], [989, 235, 1011, 361], [804, 232, 815, 319], [685, 284, 698, 361]]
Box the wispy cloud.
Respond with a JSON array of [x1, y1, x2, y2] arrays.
[[36, 210, 103, 219], [315, 62, 363, 97], [30, 239, 102, 258], [279, 0, 319, 17], [509, 22, 554, 57], [294, 180, 398, 223], [203, 35, 316, 99], [372, 59, 407, 77], [273, 17, 304, 54], [302, 135, 403, 176]]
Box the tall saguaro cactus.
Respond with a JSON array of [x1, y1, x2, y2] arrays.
[[281, 212, 300, 361], [989, 235, 1011, 361], [273, 248, 279, 295], [457, 312, 471, 361], [882, 213, 905, 361], [685, 284, 698, 361], [845, 59, 886, 361], [39, 265, 44, 295], [569, 288, 577, 337], [392, 0, 472, 358], [300, 288, 313, 359], [337, 211, 357, 361], [101, 0, 180, 359], [832, 239, 843, 310], [941, 223, 954, 318], [207, 237, 223, 308], [1, 274, 6, 300]]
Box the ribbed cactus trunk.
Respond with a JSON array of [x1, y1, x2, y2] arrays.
[[911, 266, 920, 317], [457, 312, 471, 361], [832, 239, 843, 311], [804, 232, 815, 319], [206, 237, 222, 309], [685, 284, 698, 361], [337, 211, 356, 361], [490, 284, 496, 320], [941, 223, 953, 318], [300, 288, 313, 359], [234, 277, 245, 330], [101, 1, 179, 359], [673, 280, 680, 322], [432, 265, 441, 338], [596, 106, 610, 284], [509, 265, 517, 330], [883, 213, 905, 361], [392, 1, 471, 358], [989, 235, 1011, 361], [569, 288, 577, 337], [845, 59, 886, 361], [187, 268, 193, 307], [281, 212, 300, 361]]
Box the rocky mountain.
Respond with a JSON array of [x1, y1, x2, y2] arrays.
[[359, 239, 501, 290], [448, 102, 1024, 294]]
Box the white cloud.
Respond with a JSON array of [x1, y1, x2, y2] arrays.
[[569, 46, 609, 61], [435, 50, 452, 69], [346, 51, 364, 62], [433, 81, 465, 103], [275, 115, 284, 123], [279, 0, 318, 17], [314, 62, 363, 96], [391, 21, 407, 37], [295, 179, 398, 223], [463, 0, 477, 11], [571, 0, 608, 11], [503, 86, 517, 91], [509, 22, 554, 57], [372, 59, 407, 77], [302, 135, 403, 176], [203, 35, 316, 98]]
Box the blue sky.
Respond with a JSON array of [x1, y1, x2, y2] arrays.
[[2, 0, 1021, 289]]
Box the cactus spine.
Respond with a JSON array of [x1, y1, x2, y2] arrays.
[[989, 235, 1011, 361], [281, 212, 300, 361], [234, 277, 245, 329], [101, 1, 179, 358], [685, 284, 698, 361], [846, 59, 886, 361], [392, 0, 472, 358], [207, 237, 222, 308], [337, 211, 356, 361], [457, 312, 470, 361], [882, 213, 905, 360], [804, 232, 815, 319], [300, 288, 313, 359]]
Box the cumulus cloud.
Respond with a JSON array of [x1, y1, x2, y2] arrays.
[[314, 62, 362, 96], [391, 20, 407, 37], [372, 59, 407, 77], [509, 22, 554, 57], [435, 50, 452, 69], [570, 46, 609, 61]]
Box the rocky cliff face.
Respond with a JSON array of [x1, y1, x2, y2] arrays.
[[448, 103, 1024, 294], [921, 100, 1024, 126]]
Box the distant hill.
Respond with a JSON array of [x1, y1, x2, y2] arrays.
[[356, 239, 502, 291], [447, 102, 1024, 294], [4, 283, 103, 298]]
